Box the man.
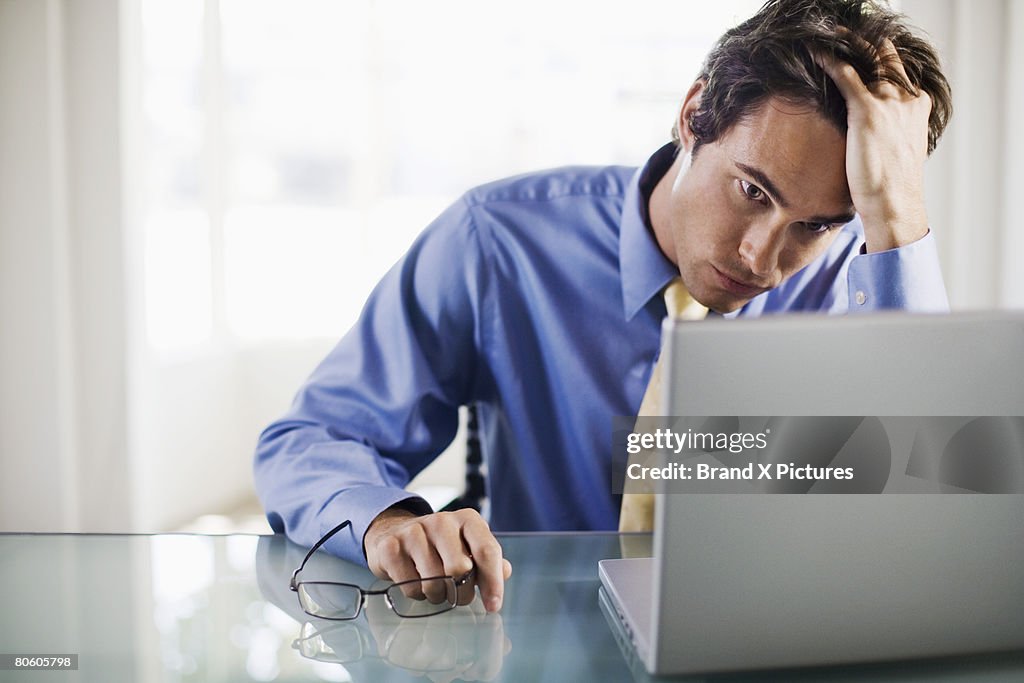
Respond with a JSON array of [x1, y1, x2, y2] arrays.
[[255, 0, 952, 616]]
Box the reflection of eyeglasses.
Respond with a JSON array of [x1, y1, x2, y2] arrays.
[[291, 620, 460, 671], [289, 520, 475, 620]]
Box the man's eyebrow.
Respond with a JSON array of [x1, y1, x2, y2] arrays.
[[806, 211, 857, 226], [736, 161, 856, 225], [735, 162, 790, 209]]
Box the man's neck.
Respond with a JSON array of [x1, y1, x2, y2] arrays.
[[646, 149, 684, 266]]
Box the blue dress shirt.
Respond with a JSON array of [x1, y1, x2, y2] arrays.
[[254, 144, 948, 564]]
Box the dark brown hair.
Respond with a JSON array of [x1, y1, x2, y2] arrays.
[[673, 0, 952, 155]]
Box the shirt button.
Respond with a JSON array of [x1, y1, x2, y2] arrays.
[[855, 291, 867, 305]]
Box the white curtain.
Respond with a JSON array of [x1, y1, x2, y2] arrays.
[[904, 0, 1024, 309]]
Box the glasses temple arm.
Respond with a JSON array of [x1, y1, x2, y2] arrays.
[[289, 519, 353, 591]]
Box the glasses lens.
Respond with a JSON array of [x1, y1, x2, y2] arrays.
[[298, 582, 362, 619], [386, 577, 458, 617], [294, 622, 364, 662]]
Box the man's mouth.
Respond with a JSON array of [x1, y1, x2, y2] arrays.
[[711, 266, 769, 298]]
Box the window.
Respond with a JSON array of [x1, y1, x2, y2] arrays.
[[139, 0, 763, 350]]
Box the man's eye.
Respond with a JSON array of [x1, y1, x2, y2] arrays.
[[805, 222, 838, 235], [739, 180, 766, 203]]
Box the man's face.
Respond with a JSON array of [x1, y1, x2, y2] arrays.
[[650, 95, 856, 313]]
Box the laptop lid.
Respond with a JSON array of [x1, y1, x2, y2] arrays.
[[645, 312, 1024, 674]]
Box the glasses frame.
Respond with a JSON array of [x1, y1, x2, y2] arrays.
[[292, 620, 371, 662], [291, 619, 461, 671], [289, 519, 475, 621]]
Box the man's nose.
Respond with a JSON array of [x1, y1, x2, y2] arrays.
[[738, 220, 786, 279]]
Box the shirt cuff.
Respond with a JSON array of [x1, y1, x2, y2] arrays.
[[846, 230, 949, 312], [318, 486, 433, 566]]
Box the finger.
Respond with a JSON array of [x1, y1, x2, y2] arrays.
[[876, 37, 911, 84], [456, 559, 511, 608], [372, 532, 420, 586], [813, 25, 902, 100], [462, 612, 506, 681], [812, 50, 870, 104], [365, 507, 420, 579], [429, 512, 476, 577], [465, 592, 487, 617], [460, 514, 507, 612], [826, 31, 911, 99], [374, 520, 441, 601], [454, 577, 477, 607], [402, 523, 449, 602], [427, 513, 479, 606]]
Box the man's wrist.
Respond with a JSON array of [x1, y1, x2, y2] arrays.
[[860, 203, 929, 253]]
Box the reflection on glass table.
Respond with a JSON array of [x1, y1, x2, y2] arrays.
[[258, 533, 511, 683], [4, 532, 1021, 682], [290, 599, 509, 681], [292, 619, 460, 670]]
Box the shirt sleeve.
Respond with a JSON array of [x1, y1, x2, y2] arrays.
[[846, 229, 949, 313], [253, 195, 485, 565], [738, 220, 949, 317]]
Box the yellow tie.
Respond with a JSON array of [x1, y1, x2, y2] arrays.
[[619, 278, 707, 532]]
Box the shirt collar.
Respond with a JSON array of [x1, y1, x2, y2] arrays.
[[619, 143, 681, 320]]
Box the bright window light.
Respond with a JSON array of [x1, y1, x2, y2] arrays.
[[140, 0, 763, 348], [144, 211, 213, 351]]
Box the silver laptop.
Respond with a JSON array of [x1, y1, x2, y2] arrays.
[[599, 312, 1024, 675]]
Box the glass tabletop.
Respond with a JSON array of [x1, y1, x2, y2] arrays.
[[1, 532, 1022, 683]]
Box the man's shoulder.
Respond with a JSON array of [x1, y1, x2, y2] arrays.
[[462, 163, 636, 209]]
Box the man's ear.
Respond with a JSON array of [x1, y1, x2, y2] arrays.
[[676, 80, 706, 153]]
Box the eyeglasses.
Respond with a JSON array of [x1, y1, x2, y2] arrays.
[[291, 620, 461, 671], [289, 519, 475, 620]]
